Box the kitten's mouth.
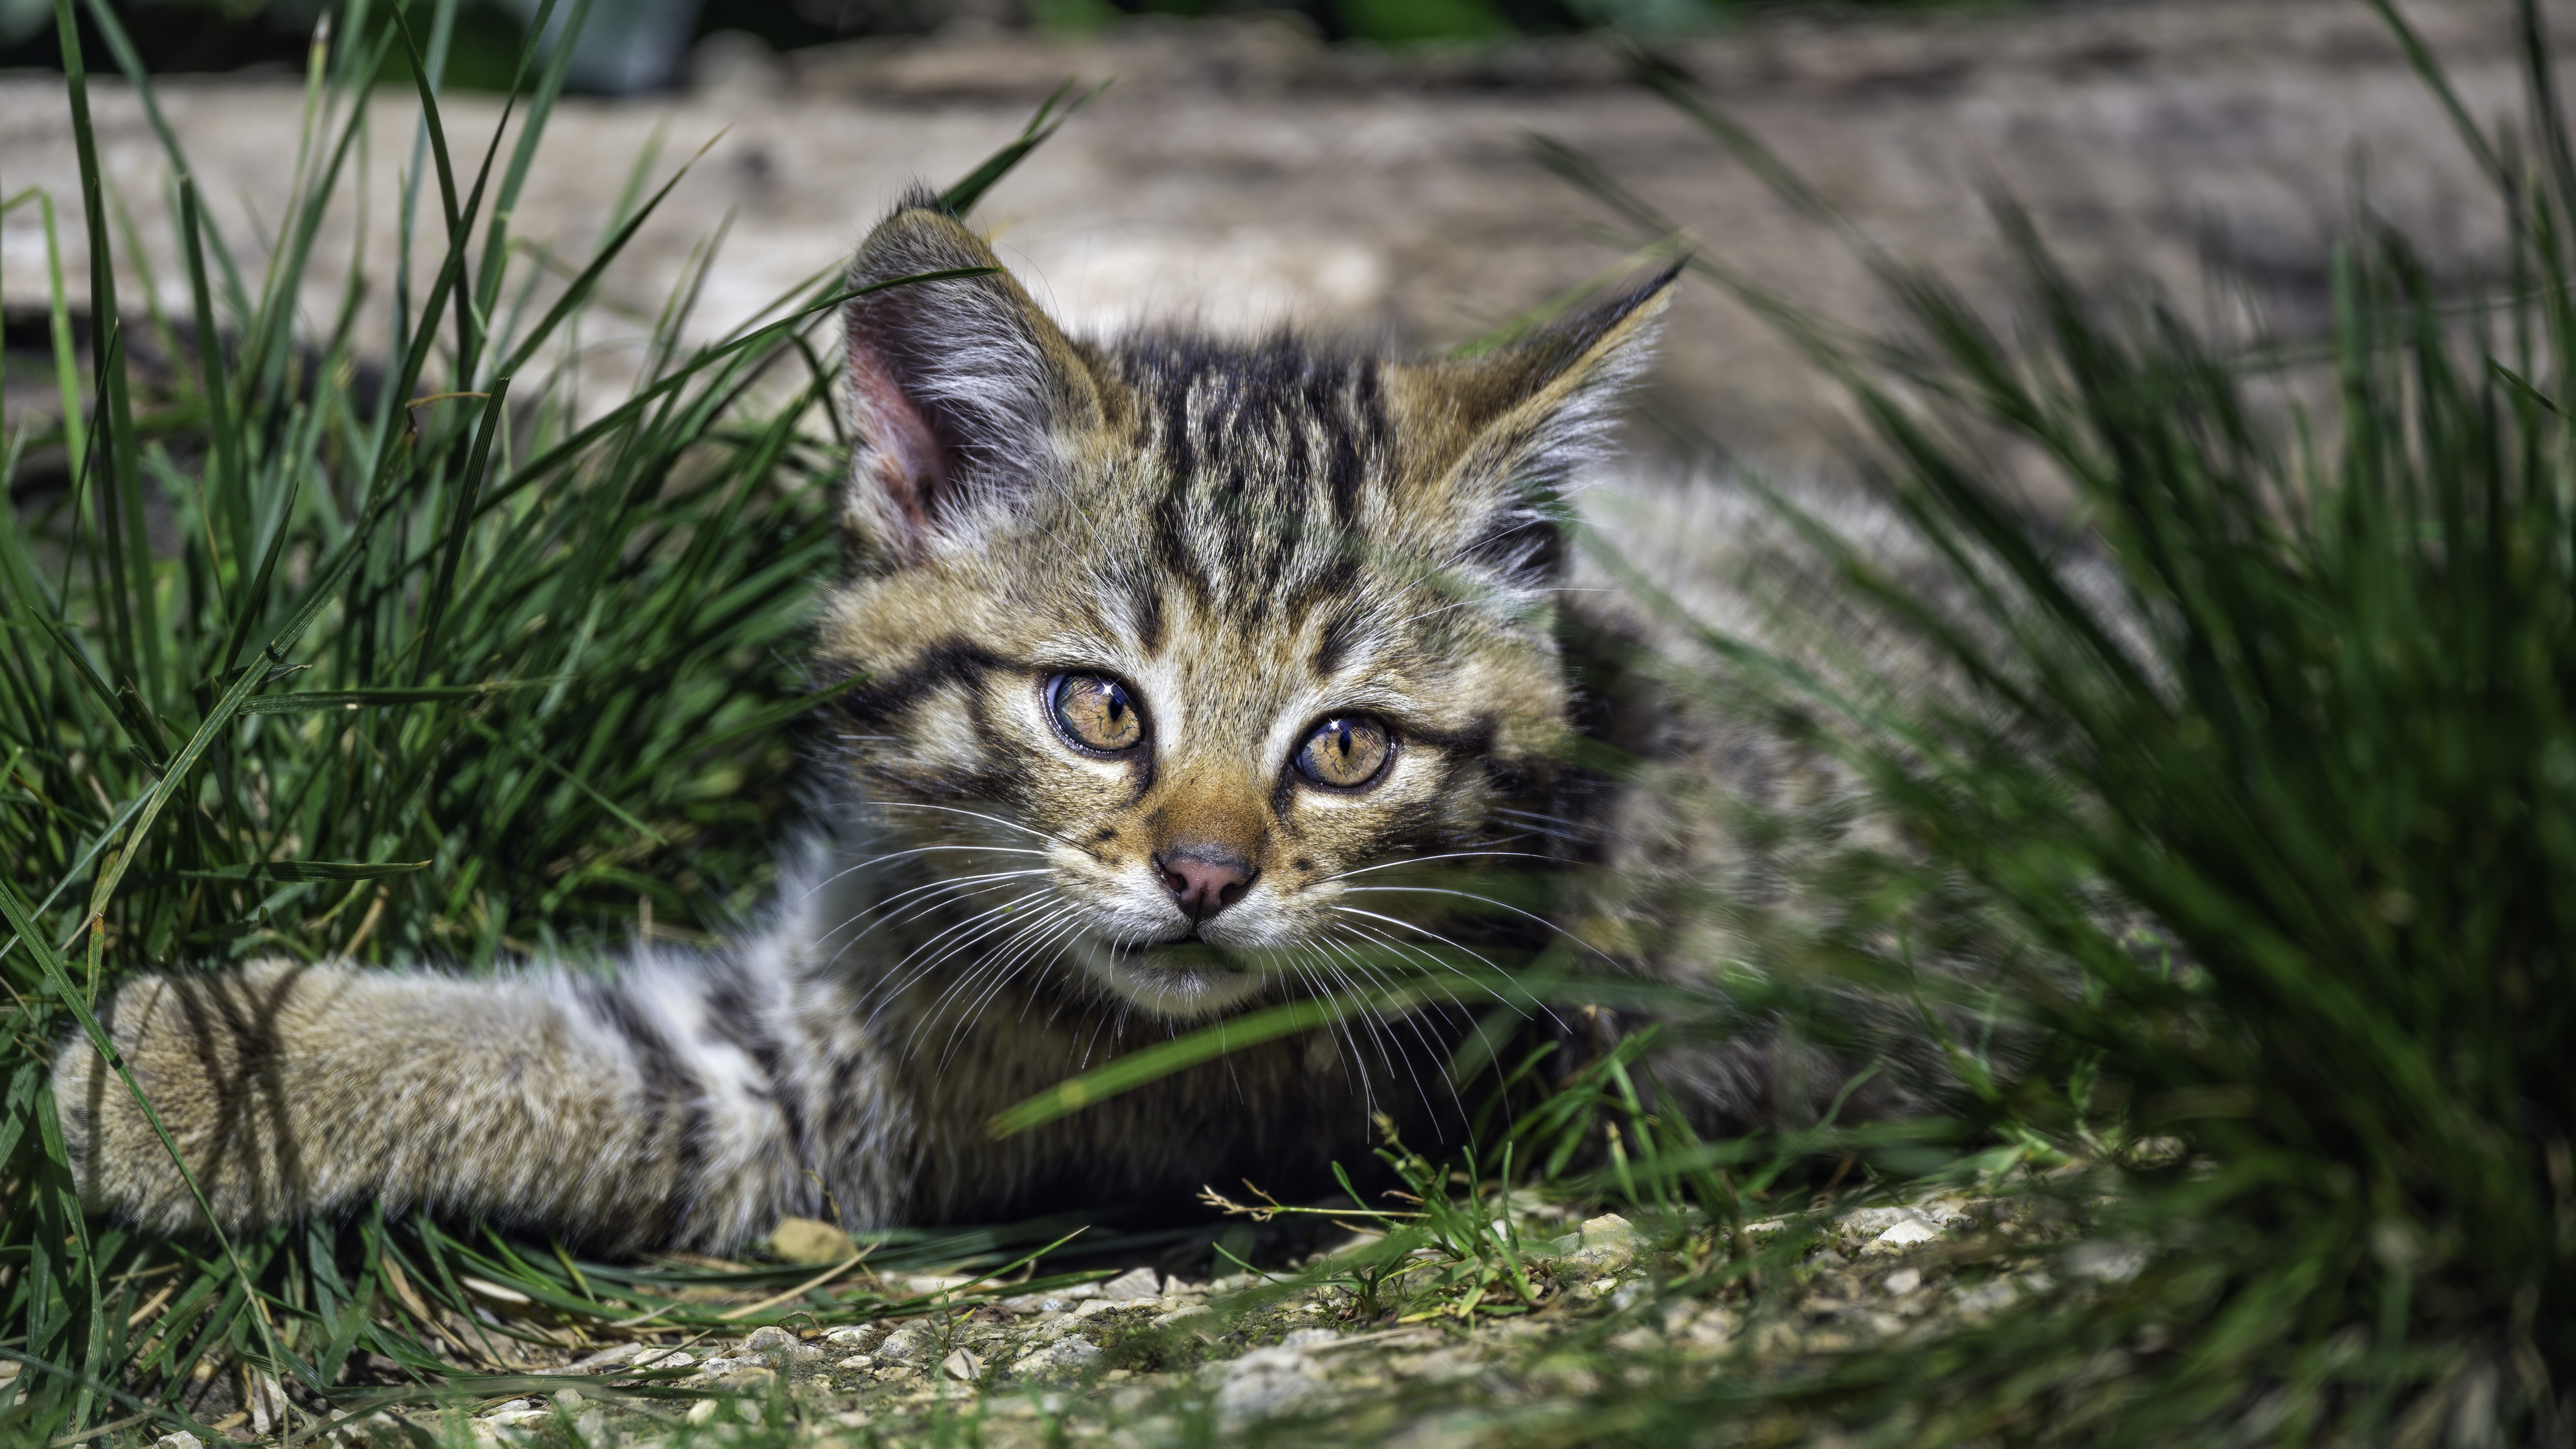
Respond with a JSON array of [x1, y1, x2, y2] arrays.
[[1108, 940, 1258, 982], [1077, 936, 1269, 1017], [1110, 936, 1228, 963]]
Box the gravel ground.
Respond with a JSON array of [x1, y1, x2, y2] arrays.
[[232, 1185, 2115, 1448]]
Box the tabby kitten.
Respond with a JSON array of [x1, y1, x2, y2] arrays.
[[53, 192, 1716, 1251]]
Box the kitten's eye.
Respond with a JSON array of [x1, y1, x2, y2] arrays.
[[1050, 674, 1145, 753], [1294, 716, 1392, 789]]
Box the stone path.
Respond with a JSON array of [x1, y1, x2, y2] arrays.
[[1, 0, 2559, 472]]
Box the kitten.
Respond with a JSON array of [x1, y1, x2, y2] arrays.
[[51, 192, 1913, 1252]]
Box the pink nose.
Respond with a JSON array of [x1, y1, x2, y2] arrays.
[[1155, 850, 1255, 923]]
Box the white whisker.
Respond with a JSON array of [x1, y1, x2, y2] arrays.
[[1339, 884, 1619, 966], [1309, 936, 1457, 1122], [820, 871, 1051, 963], [1315, 849, 1558, 885], [870, 800, 1080, 848], [854, 890, 1058, 1027], [1332, 907, 1518, 1002], [796, 845, 1052, 901]]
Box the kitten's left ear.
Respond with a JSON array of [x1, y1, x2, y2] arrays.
[[1390, 264, 1681, 588]]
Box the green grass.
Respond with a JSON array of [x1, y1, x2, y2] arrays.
[[4, 0, 2570, 1442], [0, 3, 1114, 1440], [1502, 5, 2575, 1440]]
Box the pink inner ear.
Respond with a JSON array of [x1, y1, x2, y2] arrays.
[[845, 335, 947, 530]]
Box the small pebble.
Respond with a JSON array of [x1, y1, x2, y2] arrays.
[[685, 1400, 719, 1425], [1010, 1338, 1101, 1382], [767, 1216, 856, 1265], [1098, 1267, 1163, 1301], [1956, 1278, 2019, 1316], [1874, 1218, 1942, 1250], [1884, 1267, 1923, 1296], [876, 1325, 938, 1363], [1002, 1282, 1100, 1310]]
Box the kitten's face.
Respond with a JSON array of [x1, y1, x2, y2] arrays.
[[820, 439, 1569, 1017], [817, 201, 1667, 1019]]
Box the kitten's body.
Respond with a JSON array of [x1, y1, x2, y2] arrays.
[[54, 197, 1924, 1251]]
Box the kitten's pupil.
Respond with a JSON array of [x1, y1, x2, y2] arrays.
[[1296, 716, 1390, 788], [1054, 674, 1144, 752]]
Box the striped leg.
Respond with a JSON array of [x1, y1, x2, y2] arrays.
[[52, 950, 814, 1250]]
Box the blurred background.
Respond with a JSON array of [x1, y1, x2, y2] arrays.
[[0, 0, 2549, 474], [2, 1, 1920, 88]]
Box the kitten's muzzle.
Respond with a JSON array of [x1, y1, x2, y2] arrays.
[[1153, 848, 1255, 923]]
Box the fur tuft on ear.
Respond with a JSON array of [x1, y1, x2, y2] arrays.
[[1389, 264, 1680, 592], [840, 189, 1101, 567]]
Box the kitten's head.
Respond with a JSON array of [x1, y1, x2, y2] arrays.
[[817, 193, 1671, 1019]]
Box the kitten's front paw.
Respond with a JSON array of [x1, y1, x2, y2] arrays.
[[51, 964, 307, 1233]]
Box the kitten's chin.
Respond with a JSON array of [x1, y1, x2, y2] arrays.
[[1069, 938, 1273, 1020]]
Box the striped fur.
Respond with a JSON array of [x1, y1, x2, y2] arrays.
[[53, 196, 1694, 1249]]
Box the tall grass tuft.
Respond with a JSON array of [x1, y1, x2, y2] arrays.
[[0, 2, 1096, 1439], [1520, 3, 2576, 1441]]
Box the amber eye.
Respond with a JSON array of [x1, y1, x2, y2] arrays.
[[1050, 674, 1145, 753], [1294, 716, 1392, 789]]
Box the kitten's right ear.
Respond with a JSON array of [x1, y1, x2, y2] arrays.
[[840, 191, 1100, 567]]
